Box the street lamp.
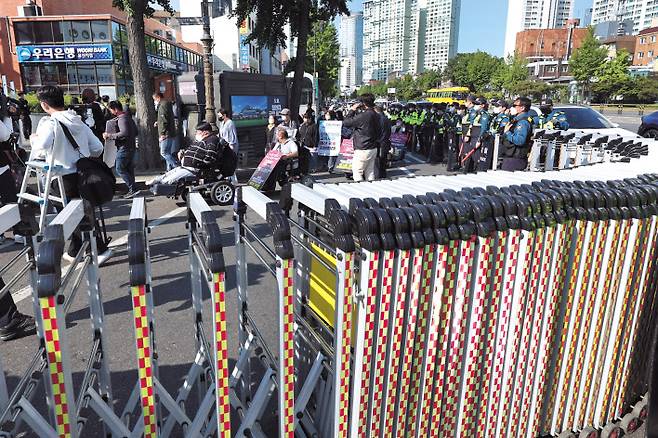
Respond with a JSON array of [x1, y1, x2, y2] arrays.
[[201, 0, 217, 130]]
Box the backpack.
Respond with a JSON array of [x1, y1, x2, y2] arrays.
[[59, 122, 116, 206]]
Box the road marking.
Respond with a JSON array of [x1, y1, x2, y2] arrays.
[[398, 167, 415, 176], [11, 205, 187, 304], [406, 153, 425, 164]]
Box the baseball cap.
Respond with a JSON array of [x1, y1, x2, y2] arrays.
[[280, 108, 291, 115]]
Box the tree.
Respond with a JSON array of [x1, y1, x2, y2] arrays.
[[491, 53, 529, 95], [284, 22, 341, 101], [443, 51, 504, 93], [622, 77, 658, 103], [235, 0, 348, 118], [591, 50, 632, 102], [112, 0, 173, 169], [569, 27, 607, 101]]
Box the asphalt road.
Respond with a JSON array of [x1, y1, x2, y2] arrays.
[[1, 112, 651, 436]]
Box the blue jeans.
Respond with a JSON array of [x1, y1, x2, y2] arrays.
[[116, 147, 136, 192], [159, 137, 178, 171]]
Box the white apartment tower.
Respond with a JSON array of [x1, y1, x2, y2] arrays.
[[339, 13, 364, 90], [504, 0, 574, 57], [591, 0, 658, 33], [362, 0, 458, 83]]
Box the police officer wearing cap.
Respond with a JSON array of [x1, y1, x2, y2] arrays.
[[501, 96, 534, 171], [477, 99, 510, 171], [535, 98, 569, 130], [460, 96, 490, 173], [424, 103, 446, 163]]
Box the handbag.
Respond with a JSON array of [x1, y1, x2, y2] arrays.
[[59, 121, 116, 206]]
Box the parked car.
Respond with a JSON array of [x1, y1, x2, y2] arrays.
[[638, 110, 658, 138]]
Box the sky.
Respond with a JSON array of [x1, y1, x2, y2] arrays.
[[345, 0, 593, 56]]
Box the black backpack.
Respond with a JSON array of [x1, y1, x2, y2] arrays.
[[59, 122, 115, 206]]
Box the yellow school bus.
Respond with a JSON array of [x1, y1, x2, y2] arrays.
[[427, 87, 470, 105]]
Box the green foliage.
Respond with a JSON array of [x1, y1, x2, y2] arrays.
[[357, 70, 441, 101], [569, 27, 607, 87], [234, 0, 348, 52], [491, 53, 529, 93], [443, 51, 504, 93], [615, 76, 658, 104], [285, 22, 341, 97], [112, 0, 174, 17], [591, 50, 632, 101]]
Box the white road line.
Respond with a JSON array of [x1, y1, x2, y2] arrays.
[[398, 166, 415, 176], [11, 205, 187, 304], [405, 153, 425, 164]]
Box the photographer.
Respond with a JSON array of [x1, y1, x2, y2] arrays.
[[342, 93, 380, 182]]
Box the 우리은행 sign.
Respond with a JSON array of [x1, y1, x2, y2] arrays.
[[16, 44, 113, 63]]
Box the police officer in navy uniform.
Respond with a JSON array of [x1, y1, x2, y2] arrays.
[[460, 96, 490, 173], [425, 103, 447, 163], [445, 102, 463, 171], [501, 96, 534, 171], [535, 98, 569, 130], [477, 99, 510, 171]]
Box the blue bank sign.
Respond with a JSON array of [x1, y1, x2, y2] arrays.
[[16, 44, 113, 63]]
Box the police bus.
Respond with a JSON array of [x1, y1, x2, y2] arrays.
[[427, 86, 470, 105]]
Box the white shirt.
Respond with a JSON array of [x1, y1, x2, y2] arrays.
[[0, 117, 13, 176], [274, 138, 298, 156], [31, 110, 104, 174], [219, 119, 239, 153]]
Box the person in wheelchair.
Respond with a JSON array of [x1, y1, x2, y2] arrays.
[[272, 128, 307, 186], [148, 122, 221, 186]]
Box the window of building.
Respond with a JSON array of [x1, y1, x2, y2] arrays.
[[95, 64, 114, 84], [33, 21, 54, 44], [52, 21, 65, 42], [653, 35, 657, 43], [71, 20, 92, 43], [641, 37, 646, 44], [14, 22, 33, 45], [77, 64, 97, 84], [91, 20, 109, 42], [639, 51, 644, 58], [649, 50, 654, 57]]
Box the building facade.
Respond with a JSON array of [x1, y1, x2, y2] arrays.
[[514, 22, 588, 61], [0, 0, 202, 99], [634, 25, 658, 67], [504, 0, 574, 58], [179, 0, 282, 75], [592, 0, 658, 34], [339, 12, 363, 91], [362, 0, 457, 83]]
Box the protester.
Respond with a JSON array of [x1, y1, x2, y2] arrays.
[[323, 111, 338, 173], [343, 93, 380, 182], [265, 115, 279, 153], [374, 105, 391, 178], [279, 108, 299, 139], [153, 92, 178, 170], [218, 108, 239, 154], [16, 91, 31, 140], [31, 85, 105, 259], [299, 111, 318, 172], [81, 88, 106, 143], [104, 101, 138, 198], [148, 122, 223, 186], [272, 129, 300, 186]]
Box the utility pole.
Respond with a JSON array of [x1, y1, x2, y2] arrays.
[[201, 0, 217, 130]]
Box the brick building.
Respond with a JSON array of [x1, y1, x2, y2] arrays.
[[514, 21, 588, 61], [0, 0, 202, 99], [634, 26, 658, 67]]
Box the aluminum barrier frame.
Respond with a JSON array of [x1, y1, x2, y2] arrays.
[[284, 167, 658, 438]]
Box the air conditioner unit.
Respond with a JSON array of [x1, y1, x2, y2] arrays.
[[17, 4, 43, 17]]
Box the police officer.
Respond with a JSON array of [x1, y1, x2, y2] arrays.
[[502, 96, 534, 171], [477, 100, 510, 171], [444, 102, 462, 171], [535, 98, 569, 130], [461, 96, 490, 173], [424, 103, 445, 163]]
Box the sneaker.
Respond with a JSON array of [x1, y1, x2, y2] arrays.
[[62, 253, 75, 264], [13, 234, 25, 245], [0, 313, 36, 341], [123, 190, 139, 199]]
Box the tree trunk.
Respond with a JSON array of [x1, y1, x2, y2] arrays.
[[126, 0, 159, 169], [289, 0, 310, 120]]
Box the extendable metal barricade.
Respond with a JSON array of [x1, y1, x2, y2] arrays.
[[0, 200, 114, 438], [280, 159, 658, 438]]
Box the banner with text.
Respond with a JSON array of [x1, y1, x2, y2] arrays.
[[317, 121, 342, 157]]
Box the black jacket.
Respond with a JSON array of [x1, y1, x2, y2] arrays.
[[299, 121, 318, 149], [378, 112, 391, 153], [342, 108, 381, 150], [181, 134, 221, 169]]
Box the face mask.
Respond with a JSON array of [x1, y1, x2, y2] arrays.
[[457, 110, 465, 116], [195, 134, 204, 142], [474, 105, 482, 112], [493, 107, 501, 114], [540, 106, 551, 115], [510, 107, 518, 116], [218, 116, 224, 121], [396, 121, 403, 127]]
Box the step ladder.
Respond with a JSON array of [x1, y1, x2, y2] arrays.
[[17, 155, 68, 232]]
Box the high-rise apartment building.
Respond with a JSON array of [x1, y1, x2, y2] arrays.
[[504, 0, 574, 57], [362, 0, 458, 83], [339, 12, 363, 90], [592, 0, 658, 33]]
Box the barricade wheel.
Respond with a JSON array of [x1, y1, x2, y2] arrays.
[[632, 398, 648, 420], [619, 413, 641, 434], [600, 423, 624, 438], [210, 181, 235, 206], [579, 427, 599, 438], [558, 430, 577, 438]]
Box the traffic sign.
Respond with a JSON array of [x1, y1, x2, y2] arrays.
[[178, 17, 204, 26]]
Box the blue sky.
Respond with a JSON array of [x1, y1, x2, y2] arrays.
[[346, 0, 593, 56]]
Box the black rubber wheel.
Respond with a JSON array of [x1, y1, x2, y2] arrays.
[[642, 128, 658, 139], [210, 181, 234, 206]]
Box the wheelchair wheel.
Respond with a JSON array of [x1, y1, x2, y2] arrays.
[[210, 181, 234, 206]]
